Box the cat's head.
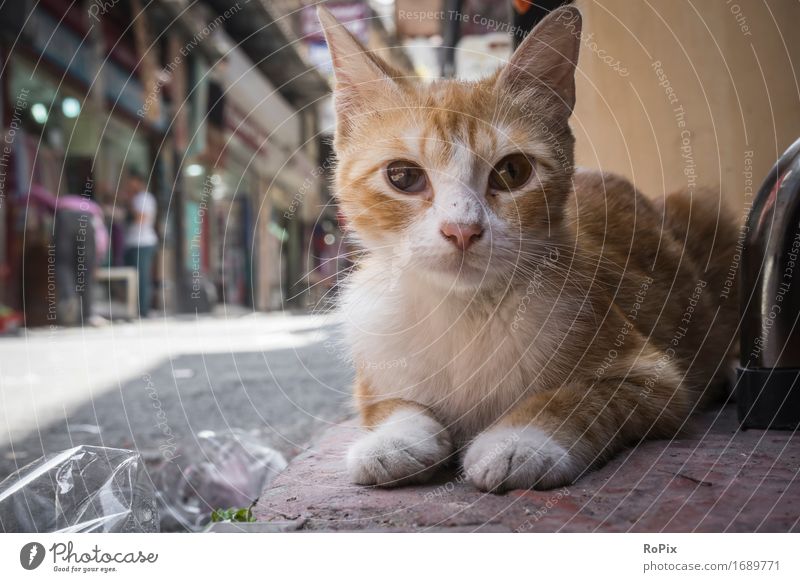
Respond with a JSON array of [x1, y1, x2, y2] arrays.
[[320, 6, 581, 292]]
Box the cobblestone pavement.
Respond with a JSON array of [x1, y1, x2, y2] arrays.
[[255, 406, 800, 532]]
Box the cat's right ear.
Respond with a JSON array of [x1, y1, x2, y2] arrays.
[[318, 6, 397, 131]]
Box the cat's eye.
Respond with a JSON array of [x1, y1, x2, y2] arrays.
[[489, 154, 534, 191], [386, 161, 428, 193]]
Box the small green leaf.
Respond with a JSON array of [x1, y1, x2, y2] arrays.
[[211, 507, 255, 523]]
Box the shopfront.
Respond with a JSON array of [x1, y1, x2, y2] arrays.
[[0, 1, 166, 323], [215, 135, 257, 308], [216, 37, 320, 312]]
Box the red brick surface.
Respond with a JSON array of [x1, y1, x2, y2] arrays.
[[253, 405, 800, 532]]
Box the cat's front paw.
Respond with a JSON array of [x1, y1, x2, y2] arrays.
[[463, 426, 579, 492], [347, 409, 452, 487]]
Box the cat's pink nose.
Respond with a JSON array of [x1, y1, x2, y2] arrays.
[[440, 222, 484, 251]]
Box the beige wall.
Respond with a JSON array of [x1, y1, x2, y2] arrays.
[[572, 0, 800, 213]]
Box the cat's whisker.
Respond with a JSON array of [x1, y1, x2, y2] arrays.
[[512, 239, 634, 274], [290, 264, 361, 306]]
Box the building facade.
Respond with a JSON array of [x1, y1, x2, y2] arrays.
[[0, 0, 334, 324]]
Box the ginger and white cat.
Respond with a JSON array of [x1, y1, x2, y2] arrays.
[[319, 6, 738, 491]]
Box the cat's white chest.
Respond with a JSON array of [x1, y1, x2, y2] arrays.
[[341, 269, 554, 441]]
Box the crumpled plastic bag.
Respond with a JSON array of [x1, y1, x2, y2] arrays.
[[0, 446, 158, 533], [154, 430, 287, 531]]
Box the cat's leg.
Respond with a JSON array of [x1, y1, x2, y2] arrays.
[[347, 398, 453, 486], [463, 370, 690, 492]]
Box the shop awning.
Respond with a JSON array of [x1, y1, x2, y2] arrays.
[[204, 0, 331, 110]]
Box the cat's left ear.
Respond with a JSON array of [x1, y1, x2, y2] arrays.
[[496, 6, 582, 113], [317, 6, 398, 130]]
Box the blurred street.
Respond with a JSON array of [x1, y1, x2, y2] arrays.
[[0, 312, 353, 480]]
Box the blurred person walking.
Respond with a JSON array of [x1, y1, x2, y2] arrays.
[[123, 170, 158, 317]]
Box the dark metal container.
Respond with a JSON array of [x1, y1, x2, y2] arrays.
[[738, 137, 800, 429]]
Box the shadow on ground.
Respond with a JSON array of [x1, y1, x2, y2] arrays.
[[0, 333, 354, 480]]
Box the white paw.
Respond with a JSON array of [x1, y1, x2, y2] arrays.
[[463, 426, 578, 492], [347, 408, 452, 486]]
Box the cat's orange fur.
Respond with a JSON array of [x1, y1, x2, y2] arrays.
[[319, 6, 739, 491]]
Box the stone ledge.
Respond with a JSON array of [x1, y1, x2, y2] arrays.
[[253, 405, 800, 532]]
